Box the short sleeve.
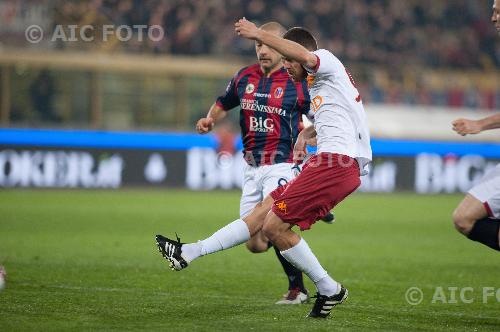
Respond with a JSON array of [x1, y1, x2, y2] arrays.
[[215, 72, 241, 111], [304, 49, 340, 77]]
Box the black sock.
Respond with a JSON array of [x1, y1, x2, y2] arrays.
[[272, 244, 306, 293], [467, 217, 500, 251]]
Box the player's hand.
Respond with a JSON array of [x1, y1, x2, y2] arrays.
[[452, 118, 482, 136], [293, 138, 307, 164], [235, 18, 259, 40], [196, 118, 215, 134]]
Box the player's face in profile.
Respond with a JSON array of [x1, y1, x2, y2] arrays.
[[282, 58, 306, 82], [255, 40, 282, 73], [492, 0, 500, 34]]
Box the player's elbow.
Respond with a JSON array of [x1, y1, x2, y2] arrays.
[[289, 49, 315, 68], [302, 52, 317, 69]]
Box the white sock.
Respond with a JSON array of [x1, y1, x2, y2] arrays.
[[181, 219, 250, 262], [280, 238, 340, 296], [181, 242, 202, 263], [315, 275, 340, 297]]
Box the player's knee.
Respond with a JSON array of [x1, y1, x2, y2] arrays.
[[245, 242, 260, 253], [452, 208, 474, 235], [245, 240, 268, 253], [245, 231, 269, 253]]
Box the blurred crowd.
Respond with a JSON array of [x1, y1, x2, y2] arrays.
[[45, 0, 499, 68], [1, 0, 500, 112]]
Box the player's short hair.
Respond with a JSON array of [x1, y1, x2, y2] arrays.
[[283, 27, 318, 51], [259, 22, 286, 36]]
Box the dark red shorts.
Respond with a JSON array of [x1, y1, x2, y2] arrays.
[[270, 153, 361, 231]]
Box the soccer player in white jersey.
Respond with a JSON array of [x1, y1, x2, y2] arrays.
[[450, 0, 500, 252], [155, 20, 372, 319]]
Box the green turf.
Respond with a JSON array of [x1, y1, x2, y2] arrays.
[[0, 190, 499, 331]]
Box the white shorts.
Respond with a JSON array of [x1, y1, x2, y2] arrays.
[[239, 163, 299, 218], [469, 163, 500, 219]]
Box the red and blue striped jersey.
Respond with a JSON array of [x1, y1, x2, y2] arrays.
[[216, 64, 310, 166]]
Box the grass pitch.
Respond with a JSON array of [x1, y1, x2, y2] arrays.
[[0, 189, 499, 331]]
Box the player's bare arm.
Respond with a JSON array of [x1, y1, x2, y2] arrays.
[[235, 18, 317, 69], [300, 124, 317, 140], [196, 103, 227, 134], [452, 113, 500, 136], [293, 125, 317, 164]]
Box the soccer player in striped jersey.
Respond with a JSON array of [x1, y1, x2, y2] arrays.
[[194, 22, 333, 305]]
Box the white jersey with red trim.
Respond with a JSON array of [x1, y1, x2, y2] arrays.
[[468, 163, 500, 219], [305, 49, 372, 175]]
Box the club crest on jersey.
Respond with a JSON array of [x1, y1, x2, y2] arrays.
[[274, 87, 284, 98], [245, 83, 255, 94], [275, 200, 288, 214]]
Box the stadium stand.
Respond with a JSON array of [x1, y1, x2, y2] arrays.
[[2, 0, 494, 67], [0, 0, 499, 130]]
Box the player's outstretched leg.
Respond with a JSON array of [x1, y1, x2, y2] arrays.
[[263, 212, 348, 318], [453, 194, 500, 251], [155, 196, 273, 270]]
